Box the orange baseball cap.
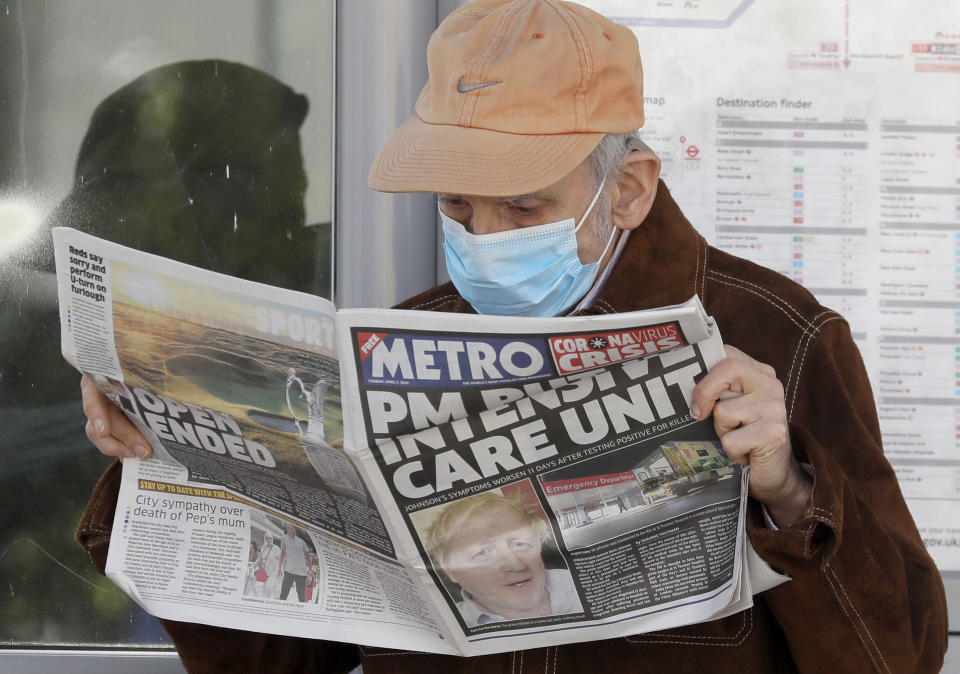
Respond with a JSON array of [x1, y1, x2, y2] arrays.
[[369, 0, 645, 197]]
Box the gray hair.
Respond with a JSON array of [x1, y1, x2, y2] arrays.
[[586, 131, 651, 237]]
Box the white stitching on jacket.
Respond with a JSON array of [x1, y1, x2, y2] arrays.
[[595, 298, 616, 314], [787, 315, 843, 419], [693, 232, 702, 299], [823, 564, 889, 673], [826, 564, 890, 673], [800, 506, 842, 556], [708, 269, 813, 325], [782, 309, 834, 397], [785, 310, 833, 387], [706, 273, 810, 332], [408, 294, 460, 311], [810, 506, 837, 526], [700, 240, 708, 301], [783, 318, 818, 407]]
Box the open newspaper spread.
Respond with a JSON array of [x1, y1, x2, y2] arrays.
[[53, 227, 787, 656]]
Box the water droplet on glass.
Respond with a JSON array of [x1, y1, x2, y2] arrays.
[[226, 164, 230, 179], [286, 230, 292, 240], [188, 197, 194, 205], [233, 214, 238, 232]]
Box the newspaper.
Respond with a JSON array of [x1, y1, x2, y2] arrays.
[[53, 227, 787, 656]]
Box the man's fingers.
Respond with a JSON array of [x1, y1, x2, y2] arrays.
[[85, 420, 136, 458], [80, 374, 152, 458], [718, 420, 794, 502], [689, 348, 800, 512], [108, 408, 152, 458], [691, 355, 783, 420], [716, 416, 788, 461], [80, 374, 111, 437], [712, 394, 785, 436]]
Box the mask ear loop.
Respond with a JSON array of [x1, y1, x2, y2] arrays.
[[573, 176, 618, 262], [595, 217, 619, 262], [573, 176, 607, 233]]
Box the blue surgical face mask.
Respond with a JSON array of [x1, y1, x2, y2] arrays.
[[440, 178, 615, 317]]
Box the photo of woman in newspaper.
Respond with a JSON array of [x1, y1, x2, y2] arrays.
[[417, 485, 583, 627], [253, 531, 283, 599]]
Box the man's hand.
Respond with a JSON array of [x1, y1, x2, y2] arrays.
[[690, 345, 812, 528], [80, 374, 152, 459]]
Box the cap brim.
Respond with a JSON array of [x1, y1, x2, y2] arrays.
[[369, 115, 604, 197]]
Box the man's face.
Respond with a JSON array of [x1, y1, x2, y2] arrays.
[[438, 160, 611, 265], [442, 507, 549, 620], [264, 536, 273, 547]]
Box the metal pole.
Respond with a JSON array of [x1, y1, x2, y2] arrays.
[[334, 0, 440, 309]]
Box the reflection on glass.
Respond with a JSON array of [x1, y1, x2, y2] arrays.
[[0, 1, 333, 647]]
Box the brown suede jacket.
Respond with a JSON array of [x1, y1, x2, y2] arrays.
[[77, 181, 947, 673]]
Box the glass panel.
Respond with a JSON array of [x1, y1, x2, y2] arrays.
[[0, 0, 335, 646]]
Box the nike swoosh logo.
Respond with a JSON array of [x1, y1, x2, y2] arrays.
[[456, 77, 503, 93]]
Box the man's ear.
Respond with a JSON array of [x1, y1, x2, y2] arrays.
[[611, 150, 661, 231]]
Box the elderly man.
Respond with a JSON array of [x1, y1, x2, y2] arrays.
[[79, 0, 946, 672], [425, 492, 582, 626]]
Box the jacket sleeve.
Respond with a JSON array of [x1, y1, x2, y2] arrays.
[[745, 319, 948, 673], [76, 460, 362, 674]]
